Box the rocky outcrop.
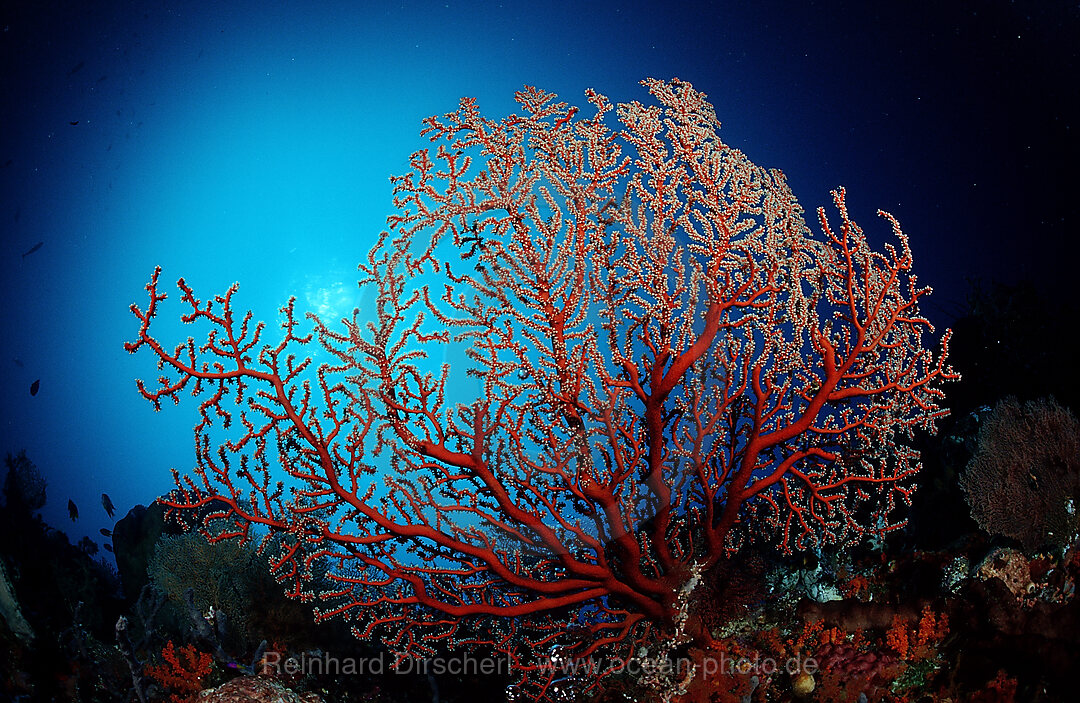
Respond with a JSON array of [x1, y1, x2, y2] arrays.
[[0, 557, 33, 641]]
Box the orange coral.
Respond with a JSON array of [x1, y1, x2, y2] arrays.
[[755, 626, 786, 659], [915, 603, 948, 648], [819, 626, 845, 646], [791, 618, 825, 655], [839, 574, 873, 600], [970, 669, 1018, 703], [886, 604, 949, 661], [885, 615, 911, 659], [144, 641, 215, 703]]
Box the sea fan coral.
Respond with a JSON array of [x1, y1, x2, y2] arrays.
[[960, 397, 1080, 553]]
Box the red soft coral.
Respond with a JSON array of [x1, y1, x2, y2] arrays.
[[144, 641, 214, 703]]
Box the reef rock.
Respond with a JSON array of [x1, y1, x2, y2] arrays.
[[197, 675, 322, 702]]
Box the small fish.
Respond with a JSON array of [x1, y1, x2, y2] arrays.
[[103, 543, 113, 553], [100, 528, 112, 538], [69, 120, 79, 126], [67, 61, 85, 77], [21, 241, 43, 258], [68, 499, 79, 521], [29, 379, 39, 396], [102, 493, 115, 519]]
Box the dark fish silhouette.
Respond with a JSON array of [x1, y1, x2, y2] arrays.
[[103, 543, 113, 553], [69, 120, 79, 126], [68, 499, 79, 521], [99, 528, 112, 538], [21, 242, 42, 258], [101, 493, 115, 519], [67, 61, 85, 76], [29, 380, 39, 396]]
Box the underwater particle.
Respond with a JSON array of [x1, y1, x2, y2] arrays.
[[29, 380, 39, 396], [505, 684, 521, 701], [68, 499, 79, 521]]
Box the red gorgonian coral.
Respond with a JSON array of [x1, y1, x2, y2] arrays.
[[126, 78, 955, 700]]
